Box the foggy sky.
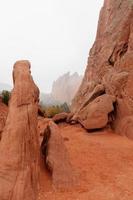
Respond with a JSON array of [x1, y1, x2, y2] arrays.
[[0, 0, 103, 92]]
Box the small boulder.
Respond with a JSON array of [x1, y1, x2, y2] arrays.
[[52, 112, 69, 123]]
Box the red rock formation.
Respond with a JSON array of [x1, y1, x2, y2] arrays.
[[0, 97, 8, 138], [73, 94, 116, 130], [72, 0, 133, 138], [38, 117, 52, 137], [52, 72, 82, 104], [41, 121, 77, 189], [0, 61, 40, 200], [52, 112, 69, 123]]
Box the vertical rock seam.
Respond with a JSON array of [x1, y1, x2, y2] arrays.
[[0, 61, 40, 200]]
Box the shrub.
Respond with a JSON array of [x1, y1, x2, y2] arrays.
[[40, 102, 70, 118], [1, 90, 11, 106]]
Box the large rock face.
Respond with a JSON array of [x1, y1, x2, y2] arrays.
[[40, 72, 82, 106], [0, 61, 40, 200], [52, 72, 82, 104], [72, 0, 133, 138]]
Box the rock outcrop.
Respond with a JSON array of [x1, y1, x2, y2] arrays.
[[0, 61, 40, 200], [41, 121, 77, 189], [52, 72, 82, 105], [0, 97, 8, 139], [73, 94, 116, 130], [52, 112, 69, 123], [41, 72, 82, 106], [72, 0, 133, 138], [38, 117, 52, 137]]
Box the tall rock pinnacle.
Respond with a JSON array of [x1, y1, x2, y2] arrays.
[[0, 61, 40, 200]]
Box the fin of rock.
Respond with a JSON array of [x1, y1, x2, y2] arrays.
[[0, 61, 40, 200], [72, 0, 133, 138], [41, 121, 78, 190]]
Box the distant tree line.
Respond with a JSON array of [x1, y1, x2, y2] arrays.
[[40, 102, 70, 118]]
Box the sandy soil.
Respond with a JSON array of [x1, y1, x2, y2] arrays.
[[38, 123, 133, 200]]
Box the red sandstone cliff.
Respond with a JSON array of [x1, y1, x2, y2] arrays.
[[72, 0, 133, 138]]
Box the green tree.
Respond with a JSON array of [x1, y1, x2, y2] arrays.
[[1, 90, 11, 105], [60, 102, 70, 113]]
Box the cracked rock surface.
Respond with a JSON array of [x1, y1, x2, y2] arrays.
[[72, 0, 133, 138]]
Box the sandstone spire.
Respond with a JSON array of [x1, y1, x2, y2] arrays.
[[0, 61, 40, 200]]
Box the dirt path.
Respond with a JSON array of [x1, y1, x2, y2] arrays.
[[38, 123, 133, 200]]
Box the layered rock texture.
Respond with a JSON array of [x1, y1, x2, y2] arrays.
[[72, 0, 133, 138], [0, 61, 40, 200]]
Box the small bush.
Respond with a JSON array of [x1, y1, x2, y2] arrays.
[[1, 90, 11, 106]]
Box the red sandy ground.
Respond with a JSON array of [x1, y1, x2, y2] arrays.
[[38, 123, 133, 200]]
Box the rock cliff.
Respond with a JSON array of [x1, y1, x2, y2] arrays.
[[40, 72, 82, 105], [0, 61, 40, 200], [72, 0, 133, 138], [51, 72, 82, 105]]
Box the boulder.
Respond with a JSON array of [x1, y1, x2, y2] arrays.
[[0, 61, 40, 200], [41, 121, 77, 189], [74, 83, 105, 114], [52, 112, 69, 123], [73, 94, 116, 130]]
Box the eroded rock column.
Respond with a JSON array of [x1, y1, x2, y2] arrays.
[[0, 61, 39, 200]]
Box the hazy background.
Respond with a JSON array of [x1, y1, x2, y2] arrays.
[[0, 0, 103, 92]]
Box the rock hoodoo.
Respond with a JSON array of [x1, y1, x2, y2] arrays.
[[72, 0, 133, 138], [0, 61, 40, 200]]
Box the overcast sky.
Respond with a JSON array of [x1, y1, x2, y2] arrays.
[[0, 0, 103, 92]]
